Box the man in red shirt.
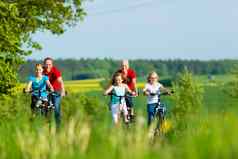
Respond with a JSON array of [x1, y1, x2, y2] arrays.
[[115, 60, 137, 118], [43, 57, 65, 129]]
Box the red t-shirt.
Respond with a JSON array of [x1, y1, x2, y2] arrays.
[[43, 66, 62, 91], [117, 68, 136, 91]]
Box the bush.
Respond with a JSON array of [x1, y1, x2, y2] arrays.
[[172, 68, 204, 125], [0, 60, 18, 96], [223, 66, 238, 98]]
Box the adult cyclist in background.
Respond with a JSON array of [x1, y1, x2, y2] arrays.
[[43, 57, 66, 129], [114, 60, 137, 119]]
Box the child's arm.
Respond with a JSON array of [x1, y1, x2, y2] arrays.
[[25, 81, 32, 93], [125, 85, 136, 96], [143, 89, 150, 96], [104, 85, 113, 96], [143, 84, 150, 96], [160, 84, 172, 95], [46, 80, 54, 92]]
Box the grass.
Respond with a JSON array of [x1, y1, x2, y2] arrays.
[[1, 75, 238, 159]]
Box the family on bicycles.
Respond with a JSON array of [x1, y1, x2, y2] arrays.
[[25, 57, 171, 129], [105, 60, 171, 127], [25, 57, 66, 129]]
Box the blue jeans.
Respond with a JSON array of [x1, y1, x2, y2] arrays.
[[52, 93, 61, 129], [147, 103, 157, 126], [125, 95, 134, 108]]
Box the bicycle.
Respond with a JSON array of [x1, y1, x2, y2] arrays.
[[149, 91, 173, 137], [106, 92, 137, 125], [23, 88, 57, 118]]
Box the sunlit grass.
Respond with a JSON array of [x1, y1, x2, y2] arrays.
[[3, 75, 237, 159]]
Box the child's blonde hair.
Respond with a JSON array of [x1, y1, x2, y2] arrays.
[[35, 63, 43, 69], [147, 71, 159, 83]]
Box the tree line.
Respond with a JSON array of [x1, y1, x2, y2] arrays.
[[18, 58, 238, 82]]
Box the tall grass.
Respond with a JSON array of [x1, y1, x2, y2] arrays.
[[0, 84, 238, 159]]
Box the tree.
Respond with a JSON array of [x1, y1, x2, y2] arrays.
[[0, 55, 18, 95], [172, 67, 204, 123], [224, 65, 238, 98], [0, 0, 85, 95]]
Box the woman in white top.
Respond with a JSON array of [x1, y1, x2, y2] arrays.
[[143, 71, 170, 126]]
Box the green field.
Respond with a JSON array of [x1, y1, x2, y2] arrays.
[[0, 75, 238, 159]]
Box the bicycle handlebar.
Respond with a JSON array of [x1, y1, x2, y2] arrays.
[[149, 90, 174, 96], [106, 92, 137, 98], [23, 88, 57, 95]]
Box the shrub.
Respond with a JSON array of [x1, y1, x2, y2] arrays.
[[172, 68, 204, 124]]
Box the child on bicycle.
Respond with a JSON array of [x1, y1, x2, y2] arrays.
[[104, 73, 135, 126], [25, 64, 54, 113], [143, 71, 171, 126]]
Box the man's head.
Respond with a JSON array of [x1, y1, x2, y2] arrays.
[[121, 59, 129, 72], [44, 57, 53, 72]]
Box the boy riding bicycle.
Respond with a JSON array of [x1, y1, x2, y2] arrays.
[[104, 73, 136, 126], [143, 71, 171, 126], [25, 64, 54, 114]]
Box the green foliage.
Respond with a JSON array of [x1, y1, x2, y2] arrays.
[[99, 78, 111, 89], [172, 68, 204, 122], [224, 66, 238, 98], [62, 92, 107, 122], [0, 57, 19, 96], [0, 86, 238, 158], [19, 59, 238, 82], [0, 0, 85, 55], [0, 89, 238, 159], [0, 94, 30, 122], [0, 0, 85, 95]]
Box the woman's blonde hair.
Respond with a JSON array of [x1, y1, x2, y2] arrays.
[[147, 71, 159, 83]]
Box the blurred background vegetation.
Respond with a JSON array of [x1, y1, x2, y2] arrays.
[[18, 58, 238, 82]]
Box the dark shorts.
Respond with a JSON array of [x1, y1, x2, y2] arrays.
[[31, 95, 38, 111], [125, 96, 134, 108]]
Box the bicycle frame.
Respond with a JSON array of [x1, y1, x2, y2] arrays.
[[149, 91, 170, 136], [24, 89, 56, 117], [107, 92, 137, 124]]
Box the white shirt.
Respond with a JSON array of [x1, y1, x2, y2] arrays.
[[144, 82, 163, 104]]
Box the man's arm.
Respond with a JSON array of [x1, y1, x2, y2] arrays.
[[131, 69, 137, 92], [46, 80, 54, 92], [57, 77, 65, 96], [132, 78, 137, 89]]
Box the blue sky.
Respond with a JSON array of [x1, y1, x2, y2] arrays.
[[29, 0, 238, 60]]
